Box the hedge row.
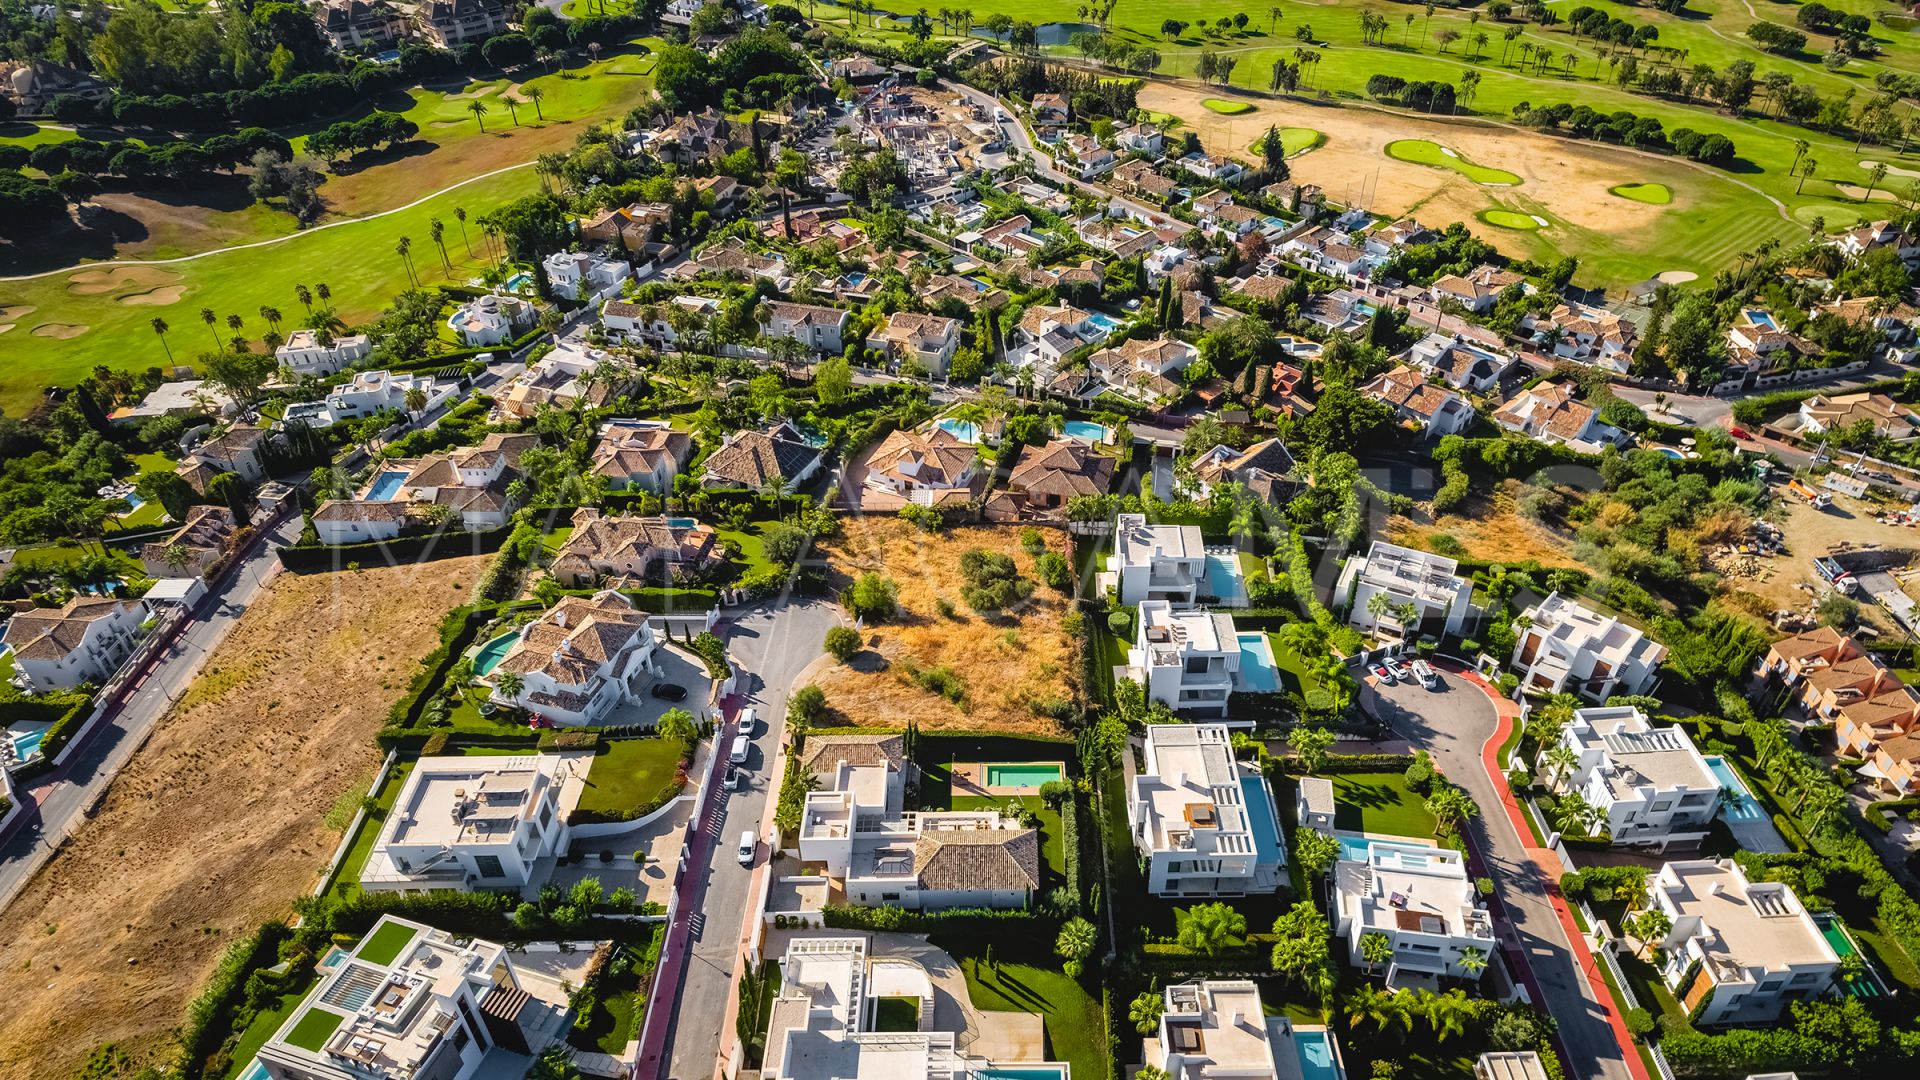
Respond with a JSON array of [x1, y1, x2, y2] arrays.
[[1729, 377, 1903, 427], [277, 523, 513, 571], [820, 903, 1056, 935], [178, 922, 293, 1080]]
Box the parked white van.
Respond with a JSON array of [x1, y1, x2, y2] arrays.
[[737, 830, 756, 864], [730, 733, 751, 764]]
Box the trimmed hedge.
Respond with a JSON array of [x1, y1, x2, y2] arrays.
[[277, 524, 513, 571], [821, 903, 1056, 935], [1140, 933, 1281, 975], [178, 922, 293, 1080]]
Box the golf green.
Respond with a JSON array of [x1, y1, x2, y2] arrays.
[[1477, 208, 1546, 230], [1386, 139, 1521, 185], [1202, 98, 1256, 115], [1248, 127, 1325, 158], [1610, 182, 1673, 205]]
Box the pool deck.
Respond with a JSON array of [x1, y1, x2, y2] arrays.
[[952, 761, 1067, 797]]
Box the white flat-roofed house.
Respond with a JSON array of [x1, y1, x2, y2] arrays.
[[359, 754, 576, 893], [541, 250, 631, 302], [1554, 707, 1723, 848], [2, 596, 148, 693], [1510, 592, 1665, 700], [275, 330, 372, 378], [591, 420, 694, 493], [546, 509, 721, 588], [484, 590, 659, 727], [1128, 600, 1242, 719], [866, 311, 961, 376], [761, 301, 849, 355], [256, 915, 549, 1080], [795, 734, 1040, 911], [1362, 365, 1476, 438], [1105, 512, 1206, 607], [285, 369, 456, 429], [447, 292, 534, 347], [1337, 541, 1473, 639], [1333, 841, 1495, 984], [1650, 859, 1839, 1026], [1130, 724, 1286, 897], [1297, 775, 1335, 830], [1143, 980, 1342, 1080]]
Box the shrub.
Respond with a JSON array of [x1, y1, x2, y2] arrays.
[[823, 625, 862, 663], [844, 572, 900, 621], [689, 631, 730, 679], [1624, 1008, 1655, 1040], [1036, 550, 1072, 591], [788, 684, 828, 727], [1108, 611, 1132, 636]]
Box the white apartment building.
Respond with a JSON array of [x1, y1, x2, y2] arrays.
[[275, 330, 372, 377], [1337, 541, 1473, 639], [1105, 512, 1207, 606], [762, 936, 1068, 1080], [1332, 841, 1496, 984], [795, 734, 1039, 910], [601, 294, 718, 346], [1129, 600, 1243, 718], [358, 754, 578, 894], [540, 250, 631, 302], [1129, 724, 1286, 897], [2, 595, 148, 693], [1650, 859, 1839, 1026], [1554, 707, 1723, 848], [1143, 980, 1346, 1080], [1510, 592, 1666, 700], [485, 590, 660, 726], [257, 916, 558, 1080]]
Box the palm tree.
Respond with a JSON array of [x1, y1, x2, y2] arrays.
[[1864, 162, 1889, 202], [1541, 744, 1579, 790], [430, 218, 452, 275], [1454, 946, 1488, 981], [1425, 988, 1472, 1041], [454, 206, 472, 256], [1345, 984, 1403, 1031], [294, 283, 313, 317], [1426, 786, 1477, 835], [492, 670, 525, 702], [225, 313, 245, 346], [526, 85, 545, 121], [1360, 930, 1392, 974], [1627, 908, 1671, 959], [151, 317, 172, 361], [1269, 5, 1282, 33], [502, 96, 521, 127], [404, 386, 429, 415], [469, 100, 489, 132], [316, 282, 331, 305], [200, 307, 220, 348], [1802, 783, 1847, 835], [1552, 791, 1598, 837], [258, 305, 282, 334], [396, 235, 417, 287]]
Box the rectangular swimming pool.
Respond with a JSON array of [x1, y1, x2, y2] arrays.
[[1235, 632, 1280, 694], [972, 1068, 1067, 1080], [1062, 420, 1110, 443], [1293, 1028, 1343, 1080], [1204, 553, 1246, 604], [367, 471, 408, 501], [985, 763, 1064, 788], [1241, 776, 1284, 868], [1704, 755, 1764, 821]]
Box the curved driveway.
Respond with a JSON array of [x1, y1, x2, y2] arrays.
[[1364, 667, 1642, 1080]]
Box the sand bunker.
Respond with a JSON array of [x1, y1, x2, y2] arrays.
[[117, 285, 187, 306], [1860, 160, 1920, 181], [446, 83, 500, 100], [1655, 270, 1699, 284], [0, 305, 34, 321], [67, 265, 179, 296], [1834, 184, 1899, 202], [31, 323, 90, 339], [0, 324, 13, 335]]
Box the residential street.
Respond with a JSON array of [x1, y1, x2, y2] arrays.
[[655, 598, 840, 1080], [1366, 671, 1642, 1080], [944, 81, 1173, 228], [0, 511, 304, 913]]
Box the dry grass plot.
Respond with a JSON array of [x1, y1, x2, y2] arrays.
[[0, 555, 489, 1080], [813, 518, 1078, 737]]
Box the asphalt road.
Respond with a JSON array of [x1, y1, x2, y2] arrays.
[[658, 598, 840, 1080], [1366, 672, 1637, 1080], [0, 511, 305, 913], [944, 80, 1173, 228]]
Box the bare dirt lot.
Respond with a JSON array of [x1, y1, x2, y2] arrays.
[[1740, 494, 1920, 627], [0, 555, 489, 1080], [811, 518, 1077, 737], [1385, 486, 1585, 570]]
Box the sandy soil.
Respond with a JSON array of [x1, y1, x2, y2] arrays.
[[1385, 486, 1585, 570], [0, 555, 489, 1080], [1135, 81, 1678, 242], [1740, 496, 1920, 622], [30, 323, 89, 339], [1833, 184, 1900, 202], [0, 305, 34, 320], [66, 265, 179, 296], [811, 519, 1077, 737], [117, 285, 188, 306]]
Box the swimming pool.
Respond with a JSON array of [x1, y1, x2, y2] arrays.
[[1063, 420, 1110, 444], [1240, 776, 1285, 867], [1293, 1028, 1343, 1080], [124, 493, 146, 510], [972, 1068, 1067, 1080], [1744, 309, 1777, 330], [664, 517, 697, 530], [11, 726, 46, 759], [935, 417, 982, 444], [1704, 756, 1764, 822], [1654, 447, 1684, 460], [1085, 311, 1122, 333], [1204, 553, 1246, 604], [472, 630, 519, 676], [1235, 632, 1280, 693], [504, 271, 533, 293], [1335, 833, 1435, 862], [985, 763, 1064, 788], [237, 1059, 269, 1080], [1814, 911, 1887, 998], [367, 471, 408, 501]]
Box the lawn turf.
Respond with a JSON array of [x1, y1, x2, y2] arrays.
[[1330, 772, 1438, 838]]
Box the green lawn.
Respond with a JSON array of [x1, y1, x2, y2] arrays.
[[940, 940, 1106, 1080], [217, 971, 313, 1079], [1266, 633, 1323, 700], [283, 1008, 347, 1052], [716, 523, 777, 577], [874, 996, 920, 1032], [0, 120, 83, 149], [325, 759, 415, 901], [1330, 772, 1437, 838], [1610, 183, 1673, 205], [541, 526, 575, 556], [131, 451, 177, 475], [1386, 139, 1522, 185], [1477, 208, 1546, 231], [572, 737, 687, 818], [355, 920, 420, 965], [116, 498, 170, 530]]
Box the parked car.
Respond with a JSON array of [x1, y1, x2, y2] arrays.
[[723, 765, 740, 791], [1370, 663, 1396, 683], [1728, 426, 1752, 440], [1411, 659, 1439, 689], [1384, 659, 1411, 682], [650, 682, 689, 701], [730, 733, 751, 765], [737, 830, 757, 865]]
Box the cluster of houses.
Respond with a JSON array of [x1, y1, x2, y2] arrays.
[[1762, 625, 1920, 795], [310, 0, 511, 51]]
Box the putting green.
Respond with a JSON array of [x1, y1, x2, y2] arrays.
[[1477, 208, 1546, 230], [1247, 127, 1325, 158], [1385, 139, 1521, 185], [1609, 183, 1672, 205], [1202, 98, 1256, 115]]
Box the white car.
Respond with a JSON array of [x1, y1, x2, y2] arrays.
[[738, 830, 757, 865], [1410, 659, 1439, 689], [1384, 659, 1412, 682]]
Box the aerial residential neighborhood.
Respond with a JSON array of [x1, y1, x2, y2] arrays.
[[3, 2, 1920, 1080]]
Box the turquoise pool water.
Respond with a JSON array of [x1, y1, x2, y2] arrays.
[[1814, 912, 1887, 998], [1335, 834, 1374, 862], [1236, 632, 1280, 693], [321, 945, 349, 968], [367, 471, 407, 501], [664, 517, 697, 529], [1704, 756, 1764, 821], [1240, 776, 1284, 867], [1655, 447, 1684, 460], [936, 417, 982, 444], [973, 1068, 1066, 1080], [1744, 309, 1777, 329], [985, 763, 1063, 788], [237, 1059, 269, 1080], [505, 271, 533, 292], [1294, 1028, 1342, 1080], [472, 631, 518, 676], [1063, 420, 1109, 443], [11, 726, 46, 759], [1204, 553, 1245, 603]]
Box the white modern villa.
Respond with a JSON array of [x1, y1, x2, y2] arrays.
[[1648, 859, 1839, 1026], [257, 915, 568, 1080], [1142, 980, 1347, 1080], [1337, 542, 1473, 639], [1128, 600, 1242, 718], [1510, 592, 1666, 700], [485, 590, 661, 726], [1551, 707, 1723, 849], [795, 734, 1040, 910], [1104, 512, 1207, 606], [358, 754, 580, 894], [1129, 724, 1286, 897], [1332, 841, 1495, 985]]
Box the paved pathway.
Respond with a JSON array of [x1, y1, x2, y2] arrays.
[[1367, 662, 1648, 1080]]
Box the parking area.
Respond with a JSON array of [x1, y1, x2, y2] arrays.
[[612, 641, 716, 728]]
